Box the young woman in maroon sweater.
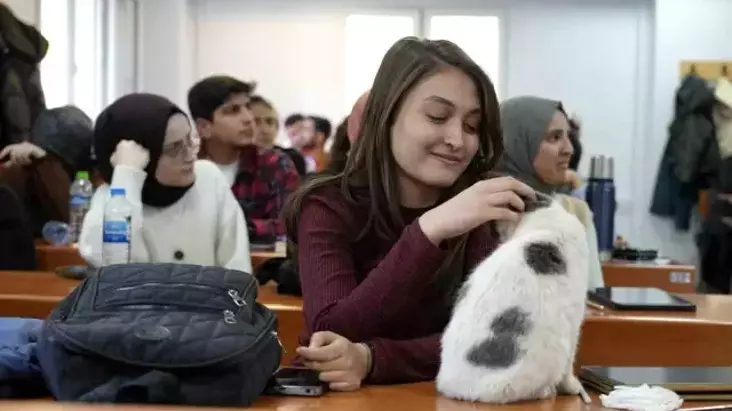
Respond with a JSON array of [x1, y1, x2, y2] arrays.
[[283, 37, 535, 391]]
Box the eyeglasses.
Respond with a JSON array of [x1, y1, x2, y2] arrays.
[[162, 134, 199, 159]]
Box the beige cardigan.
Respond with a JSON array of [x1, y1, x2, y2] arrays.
[[555, 194, 605, 290]]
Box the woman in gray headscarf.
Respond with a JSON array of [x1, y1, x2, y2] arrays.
[[496, 96, 604, 290]]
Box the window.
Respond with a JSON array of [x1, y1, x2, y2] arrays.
[[344, 14, 415, 114], [40, 0, 107, 118], [40, 0, 71, 109], [427, 15, 501, 97]]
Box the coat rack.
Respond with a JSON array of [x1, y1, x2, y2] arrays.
[[680, 60, 732, 80]]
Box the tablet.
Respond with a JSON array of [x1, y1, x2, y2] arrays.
[[588, 287, 696, 312]]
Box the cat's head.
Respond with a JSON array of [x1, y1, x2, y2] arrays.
[[495, 193, 584, 243]]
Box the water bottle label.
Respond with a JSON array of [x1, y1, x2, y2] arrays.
[[103, 220, 130, 243], [70, 194, 91, 206]]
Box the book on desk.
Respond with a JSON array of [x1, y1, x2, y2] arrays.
[[580, 366, 732, 400]]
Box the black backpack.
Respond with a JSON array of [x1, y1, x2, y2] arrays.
[[36, 263, 282, 406]]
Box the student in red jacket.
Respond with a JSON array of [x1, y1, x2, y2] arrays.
[[282, 37, 535, 391]]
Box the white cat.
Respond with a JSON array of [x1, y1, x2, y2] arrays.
[[437, 196, 590, 404]]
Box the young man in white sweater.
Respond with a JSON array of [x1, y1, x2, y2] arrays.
[[78, 93, 253, 273]]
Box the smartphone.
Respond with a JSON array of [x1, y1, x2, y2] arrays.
[[55, 265, 91, 280], [265, 367, 326, 397]]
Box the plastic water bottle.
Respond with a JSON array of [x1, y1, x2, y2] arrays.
[[69, 171, 93, 243], [102, 188, 132, 265], [586, 156, 616, 262], [42, 221, 72, 246]]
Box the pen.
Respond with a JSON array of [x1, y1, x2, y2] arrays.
[[586, 300, 605, 310]]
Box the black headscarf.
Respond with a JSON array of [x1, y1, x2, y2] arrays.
[[94, 93, 193, 207]]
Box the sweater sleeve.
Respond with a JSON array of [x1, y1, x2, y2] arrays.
[[365, 333, 441, 384], [215, 173, 253, 274], [78, 166, 149, 266], [297, 196, 447, 342]]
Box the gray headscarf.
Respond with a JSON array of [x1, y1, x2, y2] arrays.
[[495, 96, 566, 194]]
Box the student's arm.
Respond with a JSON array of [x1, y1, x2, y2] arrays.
[[298, 195, 448, 343], [364, 333, 441, 384], [216, 176, 253, 273], [249, 153, 301, 239], [78, 166, 149, 266]]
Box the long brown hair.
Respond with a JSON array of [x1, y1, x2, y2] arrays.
[[283, 37, 503, 304]]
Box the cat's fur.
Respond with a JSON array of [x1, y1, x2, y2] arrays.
[[437, 197, 589, 404]]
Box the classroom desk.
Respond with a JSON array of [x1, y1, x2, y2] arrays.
[[2, 271, 732, 368], [578, 293, 732, 367], [601, 260, 696, 294], [0, 384, 723, 411], [33, 244, 286, 272]]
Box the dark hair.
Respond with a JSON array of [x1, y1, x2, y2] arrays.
[[309, 116, 332, 141], [284, 114, 304, 127], [283, 37, 502, 306], [568, 119, 582, 171], [187, 75, 255, 121], [327, 117, 350, 173], [250, 95, 274, 110]]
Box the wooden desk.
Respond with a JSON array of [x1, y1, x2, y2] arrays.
[[3, 271, 732, 368], [0, 383, 722, 410], [33, 244, 285, 272], [578, 294, 732, 367], [35, 243, 85, 271], [602, 260, 696, 294]]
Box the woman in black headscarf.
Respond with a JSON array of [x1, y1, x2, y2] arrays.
[[78, 93, 252, 272]]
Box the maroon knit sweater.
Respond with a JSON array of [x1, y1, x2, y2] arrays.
[[296, 186, 498, 384]]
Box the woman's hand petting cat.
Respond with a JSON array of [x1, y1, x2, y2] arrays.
[[0, 142, 47, 167], [419, 176, 536, 245], [111, 140, 150, 170], [296, 331, 372, 392]]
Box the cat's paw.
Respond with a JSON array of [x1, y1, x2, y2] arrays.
[[557, 374, 583, 395]]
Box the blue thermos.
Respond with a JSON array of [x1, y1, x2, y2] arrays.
[[585, 155, 616, 262]]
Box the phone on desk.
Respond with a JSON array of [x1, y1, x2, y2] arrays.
[[265, 367, 326, 397], [55, 265, 91, 280]]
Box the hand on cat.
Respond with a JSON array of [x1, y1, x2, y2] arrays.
[[419, 176, 536, 245], [296, 331, 372, 392], [0, 142, 47, 167], [111, 140, 150, 170]]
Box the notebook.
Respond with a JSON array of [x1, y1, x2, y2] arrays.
[[581, 367, 732, 401]]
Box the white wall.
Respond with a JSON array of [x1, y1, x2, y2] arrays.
[[138, 0, 195, 109], [131, 0, 732, 262], [2, 0, 39, 25]]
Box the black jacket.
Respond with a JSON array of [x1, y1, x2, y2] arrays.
[[650, 74, 719, 230], [0, 3, 48, 148]]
